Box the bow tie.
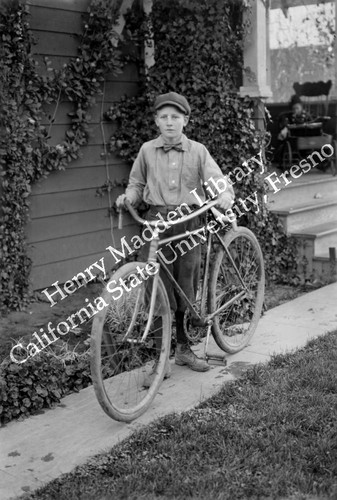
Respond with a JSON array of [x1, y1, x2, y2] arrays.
[[163, 142, 183, 153]]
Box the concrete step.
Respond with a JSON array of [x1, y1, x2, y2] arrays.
[[292, 220, 337, 257], [312, 251, 337, 281], [267, 172, 337, 209], [295, 246, 337, 281], [271, 197, 337, 233]]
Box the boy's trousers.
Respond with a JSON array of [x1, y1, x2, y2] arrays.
[[141, 205, 202, 313]]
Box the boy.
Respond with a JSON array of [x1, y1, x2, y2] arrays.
[[116, 91, 235, 379]]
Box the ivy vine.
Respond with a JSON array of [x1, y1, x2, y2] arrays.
[[0, 0, 300, 314], [105, 0, 299, 284], [0, 0, 124, 312]]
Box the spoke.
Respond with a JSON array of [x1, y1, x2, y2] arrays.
[[95, 267, 169, 417], [211, 232, 263, 352]]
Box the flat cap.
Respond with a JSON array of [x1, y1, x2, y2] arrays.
[[154, 91, 191, 115]]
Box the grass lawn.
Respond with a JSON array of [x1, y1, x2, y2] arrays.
[[24, 330, 337, 500]]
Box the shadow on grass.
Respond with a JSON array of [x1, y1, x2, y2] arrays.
[[23, 331, 337, 500]]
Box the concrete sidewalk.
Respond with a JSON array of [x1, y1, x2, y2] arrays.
[[1, 283, 337, 500]]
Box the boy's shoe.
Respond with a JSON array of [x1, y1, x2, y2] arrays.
[[143, 357, 172, 388], [175, 343, 210, 372]]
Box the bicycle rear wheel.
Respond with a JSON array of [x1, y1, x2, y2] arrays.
[[209, 227, 265, 353], [91, 262, 171, 422]]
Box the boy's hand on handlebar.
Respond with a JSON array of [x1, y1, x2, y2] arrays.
[[215, 192, 234, 211], [116, 194, 130, 209]]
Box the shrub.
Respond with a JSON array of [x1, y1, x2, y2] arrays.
[[0, 343, 91, 424]]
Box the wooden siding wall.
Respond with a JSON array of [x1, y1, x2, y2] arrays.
[[25, 0, 139, 290]]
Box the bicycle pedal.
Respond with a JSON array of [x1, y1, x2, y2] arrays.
[[205, 354, 227, 365]]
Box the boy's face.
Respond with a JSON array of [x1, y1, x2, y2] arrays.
[[155, 105, 189, 142]]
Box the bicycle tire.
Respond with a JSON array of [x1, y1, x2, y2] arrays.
[[208, 227, 265, 354], [91, 262, 171, 422]]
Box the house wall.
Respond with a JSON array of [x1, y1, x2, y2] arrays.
[[25, 0, 139, 290]]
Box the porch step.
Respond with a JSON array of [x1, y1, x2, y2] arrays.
[[271, 197, 337, 233], [292, 220, 337, 257], [267, 172, 337, 209], [312, 251, 337, 281]]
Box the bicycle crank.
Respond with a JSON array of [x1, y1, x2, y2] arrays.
[[183, 307, 208, 343]]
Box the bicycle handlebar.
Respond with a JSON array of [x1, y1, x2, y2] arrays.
[[119, 198, 236, 230]]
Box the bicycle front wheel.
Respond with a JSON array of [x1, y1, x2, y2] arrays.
[[209, 227, 265, 353], [91, 262, 171, 422]]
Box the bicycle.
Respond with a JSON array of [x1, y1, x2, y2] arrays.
[[90, 199, 265, 422]]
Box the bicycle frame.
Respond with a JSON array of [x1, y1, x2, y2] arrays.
[[122, 200, 249, 340], [156, 220, 247, 325]]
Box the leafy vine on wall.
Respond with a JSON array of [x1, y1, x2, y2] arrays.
[[0, 0, 300, 314], [104, 0, 298, 284], [0, 0, 124, 312]]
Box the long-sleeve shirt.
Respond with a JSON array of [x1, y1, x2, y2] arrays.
[[125, 134, 235, 207]]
